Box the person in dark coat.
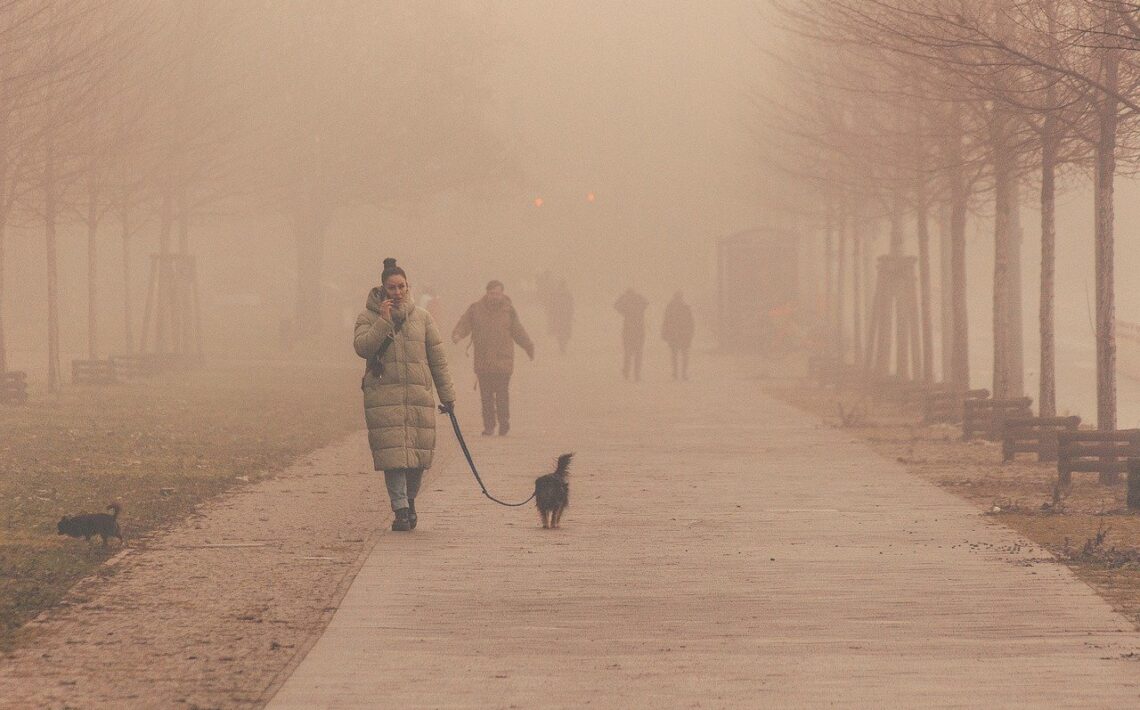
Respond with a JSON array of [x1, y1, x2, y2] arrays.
[[614, 288, 649, 382], [661, 291, 695, 380], [452, 280, 535, 436]]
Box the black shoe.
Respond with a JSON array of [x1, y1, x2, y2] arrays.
[[498, 424, 510, 436], [481, 429, 494, 436], [391, 508, 411, 532], [408, 500, 417, 530]]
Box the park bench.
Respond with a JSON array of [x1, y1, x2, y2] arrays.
[[962, 396, 1032, 441], [1001, 415, 1081, 463], [1057, 429, 1140, 485], [922, 387, 989, 424], [71, 359, 117, 385], [0, 370, 27, 404]]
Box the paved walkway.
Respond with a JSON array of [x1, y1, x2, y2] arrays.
[[268, 351, 1140, 708]]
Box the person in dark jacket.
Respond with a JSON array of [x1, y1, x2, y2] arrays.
[[452, 280, 535, 436], [661, 291, 695, 380], [614, 288, 648, 382]]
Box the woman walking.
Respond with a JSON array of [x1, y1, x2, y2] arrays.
[[354, 258, 457, 531]]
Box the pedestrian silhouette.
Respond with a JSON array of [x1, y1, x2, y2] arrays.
[[452, 280, 535, 436], [614, 288, 648, 382], [662, 291, 694, 380]]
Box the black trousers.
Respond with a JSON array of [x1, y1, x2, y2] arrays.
[[477, 372, 511, 432]]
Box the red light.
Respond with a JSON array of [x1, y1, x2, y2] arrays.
[[586, 192, 596, 203], [533, 197, 544, 207]]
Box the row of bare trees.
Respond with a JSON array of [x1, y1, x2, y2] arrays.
[[0, 1, 506, 390], [766, 0, 1140, 431]]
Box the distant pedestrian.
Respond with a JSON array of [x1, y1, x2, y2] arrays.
[[549, 280, 574, 354], [452, 280, 535, 436], [661, 291, 695, 380], [614, 288, 648, 382], [354, 258, 457, 532]]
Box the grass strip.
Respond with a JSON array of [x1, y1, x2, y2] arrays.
[[0, 362, 362, 648]]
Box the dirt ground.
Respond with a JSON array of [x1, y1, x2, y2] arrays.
[[764, 378, 1140, 630], [0, 431, 421, 709], [0, 363, 362, 648]]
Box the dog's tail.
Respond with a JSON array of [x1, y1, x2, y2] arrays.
[[554, 453, 574, 477], [107, 502, 121, 519]]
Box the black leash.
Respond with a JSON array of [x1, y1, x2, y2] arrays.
[[439, 405, 536, 507]]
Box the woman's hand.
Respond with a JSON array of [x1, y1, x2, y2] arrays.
[[379, 298, 394, 322], [438, 401, 455, 415]]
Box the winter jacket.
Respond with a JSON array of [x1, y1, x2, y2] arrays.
[[354, 289, 457, 472], [451, 294, 534, 375], [661, 299, 695, 348]]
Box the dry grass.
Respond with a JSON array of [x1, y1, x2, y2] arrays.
[[0, 361, 362, 647], [766, 379, 1140, 630]]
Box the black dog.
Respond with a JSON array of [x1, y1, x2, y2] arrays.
[[535, 453, 573, 529], [58, 502, 124, 547]]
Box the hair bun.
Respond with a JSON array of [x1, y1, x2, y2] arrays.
[[383, 257, 398, 269]]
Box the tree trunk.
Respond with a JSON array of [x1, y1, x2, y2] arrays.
[[915, 175, 933, 383], [176, 191, 191, 355], [889, 186, 904, 256], [823, 203, 834, 355], [890, 186, 907, 378], [1039, 123, 1057, 418], [121, 206, 133, 354], [1095, 43, 1119, 437], [155, 191, 173, 354], [852, 215, 863, 366], [991, 108, 1023, 400], [864, 224, 874, 342], [0, 222, 6, 373], [938, 201, 952, 383], [45, 139, 61, 391], [836, 199, 847, 362], [942, 104, 971, 391], [87, 176, 99, 360]]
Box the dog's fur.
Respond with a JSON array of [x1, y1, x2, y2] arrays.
[[535, 453, 573, 529], [58, 502, 123, 547]]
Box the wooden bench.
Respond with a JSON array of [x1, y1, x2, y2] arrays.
[[1057, 429, 1140, 485], [71, 359, 117, 385], [963, 396, 1032, 441], [923, 388, 989, 424], [0, 370, 27, 404], [1001, 415, 1081, 462]]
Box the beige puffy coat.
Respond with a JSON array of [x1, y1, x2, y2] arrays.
[[354, 289, 457, 471]]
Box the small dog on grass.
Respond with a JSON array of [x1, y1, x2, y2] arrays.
[[535, 453, 573, 529], [57, 502, 124, 547]]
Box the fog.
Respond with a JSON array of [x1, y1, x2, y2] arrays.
[[2, 0, 1140, 429], [2, 1, 765, 377]]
